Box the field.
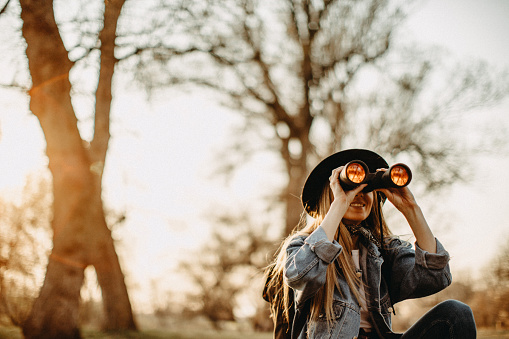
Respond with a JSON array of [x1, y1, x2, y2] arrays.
[[0, 327, 271, 339], [1, 328, 509, 339]]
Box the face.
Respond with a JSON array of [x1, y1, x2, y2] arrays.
[[342, 191, 374, 225]]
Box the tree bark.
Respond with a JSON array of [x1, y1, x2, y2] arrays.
[[282, 133, 311, 235], [19, 0, 135, 337], [88, 0, 136, 330]]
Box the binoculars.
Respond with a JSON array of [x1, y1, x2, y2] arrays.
[[339, 160, 412, 192]]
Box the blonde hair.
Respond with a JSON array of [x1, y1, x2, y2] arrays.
[[265, 184, 391, 327]]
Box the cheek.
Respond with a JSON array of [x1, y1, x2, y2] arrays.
[[363, 207, 372, 218], [366, 194, 374, 209]]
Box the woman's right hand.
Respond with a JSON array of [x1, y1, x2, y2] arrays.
[[329, 166, 367, 207], [319, 167, 367, 241]]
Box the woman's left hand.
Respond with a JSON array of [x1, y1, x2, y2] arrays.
[[377, 169, 437, 253], [376, 169, 417, 213]]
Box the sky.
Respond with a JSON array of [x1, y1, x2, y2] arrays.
[[0, 0, 508, 314], [397, 0, 509, 274]]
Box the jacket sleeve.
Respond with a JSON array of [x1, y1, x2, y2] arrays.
[[284, 227, 342, 307], [384, 237, 452, 303]]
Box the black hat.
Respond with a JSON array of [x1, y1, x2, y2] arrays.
[[301, 149, 389, 216]]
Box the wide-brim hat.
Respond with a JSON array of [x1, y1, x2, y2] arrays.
[[301, 149, 389, 216]]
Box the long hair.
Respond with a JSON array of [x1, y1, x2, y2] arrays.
[[264, 184, 392, 327]]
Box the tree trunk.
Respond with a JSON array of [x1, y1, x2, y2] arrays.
[[88, 0, 136, 330], [19, 0, 135, 337], [282, 135, 310, 235], [285, 167, 307, 235]]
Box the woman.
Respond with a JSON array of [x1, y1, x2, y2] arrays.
[[264, 149, 476, 339]]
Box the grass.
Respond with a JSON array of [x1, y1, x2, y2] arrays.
[[476, 329, 509, 339], [81, 329, 273, 339], [0, 327, 273, 339], [1, 327, 508, 338]]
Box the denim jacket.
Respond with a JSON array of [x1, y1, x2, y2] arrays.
[[285, 226, 452, 339]]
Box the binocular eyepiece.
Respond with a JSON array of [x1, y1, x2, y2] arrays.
[[339, 160, 412, 192]]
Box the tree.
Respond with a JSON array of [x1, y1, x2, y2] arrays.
[[484, 237, 509, 328], [179, 210, 275, 329], [129, 0, 508, 235], [2, 0, 215, 336], [493, 237, 509, 288], [0, 175, 52, 327], [0, 0, 136, 337]]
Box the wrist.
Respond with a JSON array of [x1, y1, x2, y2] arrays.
[[403, 205, 427, 231], [330, 198, 348, 214], [399, 201, 420, 216], [321, 199, 348, 241], [327, 199, 348, 223]]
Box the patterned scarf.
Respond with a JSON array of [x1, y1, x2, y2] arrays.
[[344, 223, 382, 249]]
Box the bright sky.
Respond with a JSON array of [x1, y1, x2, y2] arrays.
[[397, 0, 509, 276], [0, 0, 508, 314]]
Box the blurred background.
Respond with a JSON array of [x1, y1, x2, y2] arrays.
[[0, 0, 508, 338]]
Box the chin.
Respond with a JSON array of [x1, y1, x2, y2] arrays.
[[343, 213, 369, 224]]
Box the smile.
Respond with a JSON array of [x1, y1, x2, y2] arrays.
[[350, 203, 365, 207]]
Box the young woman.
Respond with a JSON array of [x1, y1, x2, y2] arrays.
[[264, 149, 476, 339]]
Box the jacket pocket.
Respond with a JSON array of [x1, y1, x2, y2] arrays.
[[308, 300, 360, 339]]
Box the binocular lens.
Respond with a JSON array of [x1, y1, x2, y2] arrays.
[[345, 162, 366, 184], [340, 160, 412, 191], [390, 165, 410, 186]]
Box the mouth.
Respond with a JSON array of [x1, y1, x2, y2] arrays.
[[350, 202, 366, 207]]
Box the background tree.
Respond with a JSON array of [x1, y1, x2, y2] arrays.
[[473, 237, 509, 329], [0, 0, 137, 337], [129, 0, 508, 235], [179, 210, 275, 329], [0, 175, 52, 327], [1, 0, 212, 336]]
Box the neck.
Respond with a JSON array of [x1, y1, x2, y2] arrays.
[[351, 234, 360, 250]]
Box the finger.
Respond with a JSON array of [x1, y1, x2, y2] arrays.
[[333, 166, 344, 176], [329, 166, 344, 182], [349, 183, 367, 196], [376, 188, 391, 197]]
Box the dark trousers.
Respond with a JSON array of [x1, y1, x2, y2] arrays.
[[359, 300, 476, 339], [400, 300, 477, 339]]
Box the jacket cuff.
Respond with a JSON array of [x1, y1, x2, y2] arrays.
[[415, 238, 450, 269], [304, 226, 342, 264]]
